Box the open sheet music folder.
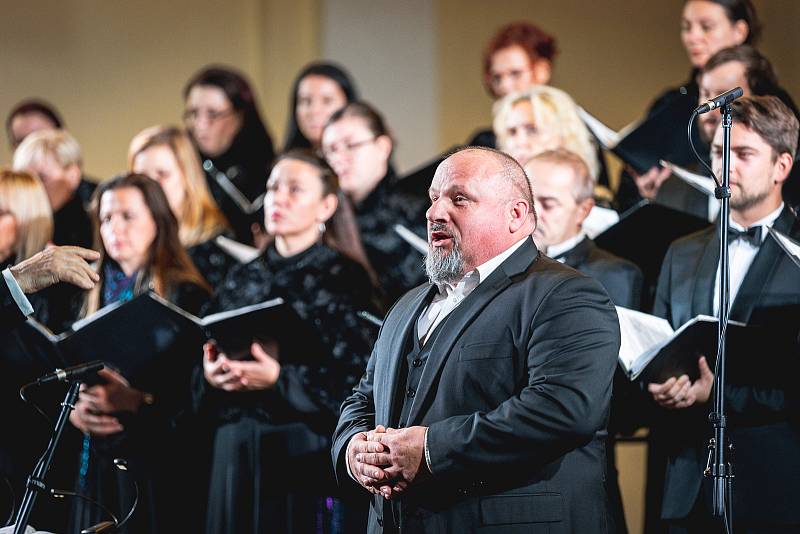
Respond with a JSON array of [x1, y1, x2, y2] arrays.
[[615, 306, 760, 384], [21, 292, 325, 392], [579, 93, 699, 175]]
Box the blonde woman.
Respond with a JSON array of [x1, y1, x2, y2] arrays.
[[0, 169, 53, 267], [494, 85, 600, 179], [129, 125, 237, 291], [12, 129, 96, 248]]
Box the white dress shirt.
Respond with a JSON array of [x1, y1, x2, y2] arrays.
[[713, 203, 783, 316], [2, 267, 34, 317], [417, 236, 529, 344], [542, 231, 586, 264]]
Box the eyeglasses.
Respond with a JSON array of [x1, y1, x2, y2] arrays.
[[321, 138, 376, 159], [182, 107, 236, 125], [489, 69, 532, 89]]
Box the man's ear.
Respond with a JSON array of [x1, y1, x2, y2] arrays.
[[575, 197, 595, 226], [508, 198, 531, 233], [772, 152, 793, 186]]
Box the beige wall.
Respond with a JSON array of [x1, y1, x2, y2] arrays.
[[2, 0, 797, 182], [0, 0, 318, 180]]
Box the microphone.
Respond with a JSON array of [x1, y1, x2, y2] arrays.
[[694, 87, 744, 114], [36, 361, 104, 385]]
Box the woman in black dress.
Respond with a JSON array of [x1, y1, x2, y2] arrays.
[[198, 150, 377, 534], [129, 125, 237, 292], [67, 173, 210, 534], [183, 65, 275, 244], [282, 62, 359, 152], [616, 0, 758, 210], [321, 101, 428, 304]]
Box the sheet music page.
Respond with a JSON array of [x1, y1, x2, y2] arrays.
[[394, 224, 428, 254], [615, 306, 674, 374], [582, 206, 619, 239]]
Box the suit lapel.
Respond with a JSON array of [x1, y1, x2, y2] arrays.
[[692, 229, 719, 317], [379, 284, 437, 426], [730, 207, 796, 322], [405, 238, 538, 426], [560, 237, 591, 269]]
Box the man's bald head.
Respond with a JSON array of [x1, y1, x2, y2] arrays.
[[439, 146, 535, 215]]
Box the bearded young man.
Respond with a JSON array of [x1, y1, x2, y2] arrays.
[[649, 95, 800, 533]]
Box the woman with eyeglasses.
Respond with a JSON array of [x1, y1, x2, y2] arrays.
[[321, 101, 428, 304], [129, 125, 236, 292], [183, 65, 275, 245], [67, 173, 211, 534], [467, 21, 557, 149], [282, 62, 359, 152], [197, 150, 377, 534]]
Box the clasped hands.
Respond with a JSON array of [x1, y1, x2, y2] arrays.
[[203, 340, 280, 392], [69, 368, 148, 436], [348, 425, 429, 500], [648, 355, 714, 409]]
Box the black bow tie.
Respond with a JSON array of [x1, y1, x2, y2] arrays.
[[728, 225, 763, 246]]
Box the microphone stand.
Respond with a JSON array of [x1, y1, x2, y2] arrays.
[[705, 103, 734, 530], [13, 381, 81, 534]]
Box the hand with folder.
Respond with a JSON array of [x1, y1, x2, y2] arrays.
[[202, 340, 280, 391], [628, 164, 672, 201], [648, 355, 714, 409], [69, 368, 148, 436]]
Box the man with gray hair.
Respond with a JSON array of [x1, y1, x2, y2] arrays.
[[333, 146, 620, 533], [526, 148, 643, 309]]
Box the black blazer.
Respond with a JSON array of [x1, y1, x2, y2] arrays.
[[653, 206, 800, 524], [332, 237, 620, 533], [0, 276, 27, 331], [558, 237, 644, 310]]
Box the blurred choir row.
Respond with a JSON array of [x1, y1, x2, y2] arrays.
[[1, 0, 799, 533]]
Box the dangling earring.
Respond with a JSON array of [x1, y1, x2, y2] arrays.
[[318, 221, 327, 234]]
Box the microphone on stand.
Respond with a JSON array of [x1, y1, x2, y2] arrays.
[[35, 362, 104, 385], [694, 87, 744, 114]]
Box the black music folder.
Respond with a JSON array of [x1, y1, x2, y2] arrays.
[[615, 306, 764, 384], [594, 201, 711, 291], [579, 93, 698, 175], [21, 292, 325, 391]]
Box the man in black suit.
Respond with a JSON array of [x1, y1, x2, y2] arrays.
[[332, 147, 620, 533], [649, 96, 800, 533], [1, 245, 99, 330], [527, 148, 644, 534], [526, 149, 643, 309]]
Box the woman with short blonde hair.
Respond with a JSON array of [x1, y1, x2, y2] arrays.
[[493, 85, 599, 180]]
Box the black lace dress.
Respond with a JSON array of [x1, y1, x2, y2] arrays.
[[354, 174, 428, 304], [195, 242, 378, 534]]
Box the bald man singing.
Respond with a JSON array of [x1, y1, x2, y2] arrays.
[[332, 147, 620, 533]]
